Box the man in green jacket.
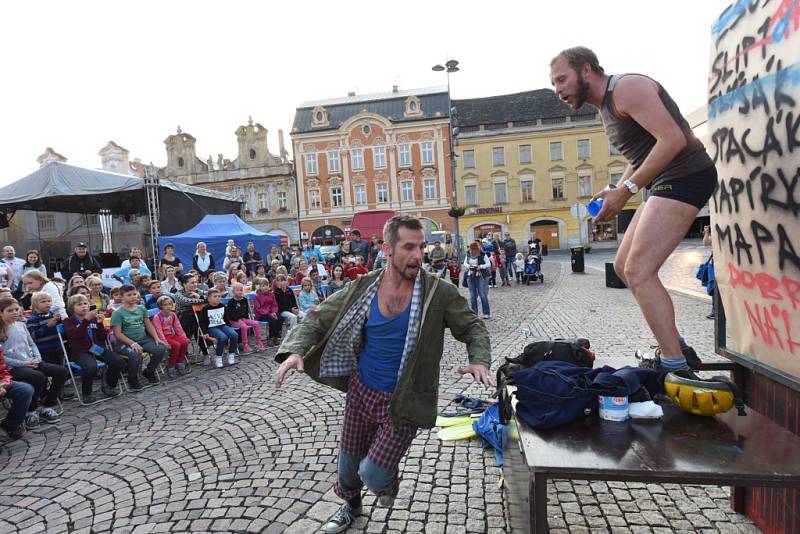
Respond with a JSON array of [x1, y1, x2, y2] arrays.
[[275, 215, 492, 534]]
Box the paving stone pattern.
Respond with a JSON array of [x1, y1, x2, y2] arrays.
[[0, 245, 758, 533]]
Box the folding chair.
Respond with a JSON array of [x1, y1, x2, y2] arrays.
[[190, 303, 214, 363], [246, 292, 270, 343], [146, 307, 170, 377], [55, 324, 114, 406]]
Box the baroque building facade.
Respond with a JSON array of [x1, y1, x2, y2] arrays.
[[453, 89, 641, 250], [162, 118, 297, 243], [291, 86, 454, 243]]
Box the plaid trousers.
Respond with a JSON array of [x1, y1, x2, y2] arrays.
[[333, 372, 418, 501]]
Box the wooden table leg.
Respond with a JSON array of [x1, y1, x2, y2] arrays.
[[531, 474, 548, 534], [731, 486, 745, 513]]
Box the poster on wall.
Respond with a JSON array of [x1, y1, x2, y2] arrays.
[[708, 0, 800, 377]]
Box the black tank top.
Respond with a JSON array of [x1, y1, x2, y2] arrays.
[[599, 74, 713, 187]]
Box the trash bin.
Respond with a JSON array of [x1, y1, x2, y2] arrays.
[[571, 247, 585, 273], [605, 262, 626, 288]]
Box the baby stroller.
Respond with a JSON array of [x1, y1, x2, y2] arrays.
[[522, 254, 544, 284]]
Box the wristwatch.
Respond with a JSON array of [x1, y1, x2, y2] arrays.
[[623, 179, 639, 194]]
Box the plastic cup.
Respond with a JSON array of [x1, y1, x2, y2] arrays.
[[103, 317, 112, 328], [587, 198, 604, 218]]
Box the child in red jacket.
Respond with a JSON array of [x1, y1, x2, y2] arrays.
[[253, 277, 283, 346]]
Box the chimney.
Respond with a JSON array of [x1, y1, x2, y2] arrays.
[[278, 129, 287, 158], [347, 91, 356, 97], [392, 85, 399, 93]]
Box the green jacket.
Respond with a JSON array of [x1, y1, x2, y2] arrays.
[[276, 269, 491, 429]]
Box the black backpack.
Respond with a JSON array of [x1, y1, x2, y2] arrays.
[[496, 338, 594, 424]]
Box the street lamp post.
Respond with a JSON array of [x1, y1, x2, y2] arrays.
[[432, 59, 462, 262]]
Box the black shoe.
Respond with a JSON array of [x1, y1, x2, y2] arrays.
[[83, 394, 97, 404], [101, 382, 120, 397], [142, 369, 160, 385], [322, 502, 362, 534], [1, 421, 25, 440], [706, 313, 715, 319], [128, 382, 144, 392]]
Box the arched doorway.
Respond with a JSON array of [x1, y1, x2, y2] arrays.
[[311, 225, 344, 245], [470, 222, 505, 241], [527, 218, 563, 250]]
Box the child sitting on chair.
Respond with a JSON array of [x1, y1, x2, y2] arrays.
[[152, 295, 191, 379], [253, 277, 282, 346], [297, 277, 319, 317], [26, 292, 63, 366], [0, 297, 67, 426], [144, 280, 162, 310], [274, 274, 299, 330], [110, 284, 166, 391], [105, 286, 124, 316], [226, 282, 265, 353], [201, 288, 239, 369], [63, 294, 124, 402]]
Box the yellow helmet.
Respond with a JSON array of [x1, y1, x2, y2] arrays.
[[663, 372, 746, 417]]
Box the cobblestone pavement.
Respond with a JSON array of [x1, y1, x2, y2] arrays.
[[0, 243, 758, 533]]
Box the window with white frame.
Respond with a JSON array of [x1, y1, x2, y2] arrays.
[[578, 172, 593, 197], [462, 149, 475, 168], [494, 181, 507, 204], [549, 142, 563, 161], [327, 150, 340, 173], [492, 146, 505, 166], [305, 153, 318, 175], [398, 143, 411, 166], [354, 184, 366, 205], [551, 174, 565, 199], [609, 169, 624, 186], [376, 182, 388, 203], [373, 146, 387, 169], [401, 181, 414, 202], [519, 144, 532, 164], [259, 194, 268, 209], [421, 142, 434, 165], [609, 142, 622, 156], [520, 176, 534, 202], [278, 191, 287, 209], [423, 179, 436, 200], [38, 214, 55, 230], [309, 189, 321, 209], [465, 184, 477, 206], [331, 187, 343, 207], [577, 139, 591, 159], [351, 148, 364, 170]]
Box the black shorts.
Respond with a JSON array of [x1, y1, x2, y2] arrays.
[[648, 165, 718, 209]]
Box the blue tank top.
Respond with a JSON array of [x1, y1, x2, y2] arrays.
[[358, 293, 411, 393]]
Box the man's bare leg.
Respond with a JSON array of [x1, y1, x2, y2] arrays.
[[621, 197, 699, 359], [613, 203, 645, 286]]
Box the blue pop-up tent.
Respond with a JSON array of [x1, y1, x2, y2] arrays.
[[157, 214, 281, 267]]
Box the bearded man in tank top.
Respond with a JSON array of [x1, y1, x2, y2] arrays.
[[550, 46, 717, 373]]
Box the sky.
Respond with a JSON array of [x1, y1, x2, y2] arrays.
[[0, 0, 729, 186]]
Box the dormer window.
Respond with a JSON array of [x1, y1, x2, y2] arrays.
[[178, 157, 184, 168], [311, 106, 329, 128], [250, 149, 257, 160], [404, 96, 423, 118]]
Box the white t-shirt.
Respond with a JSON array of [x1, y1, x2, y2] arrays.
[[207, 306, 226, 328]]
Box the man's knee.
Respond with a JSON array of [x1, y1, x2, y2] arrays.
[[358, 457, 396, 494], [623, 263, 653, 290], [613, 257, 627, 284]]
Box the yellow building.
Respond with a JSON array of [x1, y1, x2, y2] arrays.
[[454, 90, 642, 250]]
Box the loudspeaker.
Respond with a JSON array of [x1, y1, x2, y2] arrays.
[[605, 262, 626, 288], [571, 247, 584, 273], [99, 253, 121, 268]]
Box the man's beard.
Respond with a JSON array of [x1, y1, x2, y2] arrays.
[[389, 255, 418, 281], [572, 70, 590, 110]]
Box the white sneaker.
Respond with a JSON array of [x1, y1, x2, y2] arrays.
[[203, 355, 211, 366], [227, 353, 237, 365], [40, 407, 61, 424], [214, 356, 223, 368]]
